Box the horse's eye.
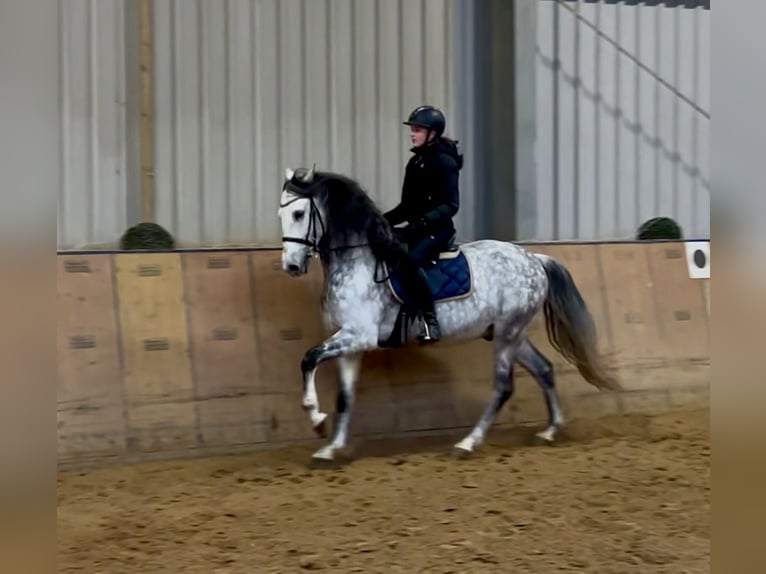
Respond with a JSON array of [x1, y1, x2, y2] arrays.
[[293, 210, 305, 222]]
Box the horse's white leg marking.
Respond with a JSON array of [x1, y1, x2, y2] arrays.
[[454, 336, 519, 454], [301, 330, 355, 434], [312, 352, 362, 461], [301, 327, 374, 441], [302, 367, 327, 430], [517, 338, 564, 442]]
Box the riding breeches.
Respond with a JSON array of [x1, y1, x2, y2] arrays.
[[405, 228, 455, 267], [394, 228, 454, 314]]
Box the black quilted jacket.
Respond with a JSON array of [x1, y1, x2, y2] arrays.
[[384, 137, 464, 238]]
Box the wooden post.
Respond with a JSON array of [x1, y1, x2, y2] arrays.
[[138, 0, 154, 222]]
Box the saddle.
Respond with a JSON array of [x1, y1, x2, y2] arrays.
[[380, 232, 473, 348], [425, 232, 460, 266]]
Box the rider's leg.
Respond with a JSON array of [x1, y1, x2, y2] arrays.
[[406, 235, 446, 343]]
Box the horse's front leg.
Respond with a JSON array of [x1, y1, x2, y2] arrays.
[[311, 352, 362, 462], [300, 329, 363, 438]]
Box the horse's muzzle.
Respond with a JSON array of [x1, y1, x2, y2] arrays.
[[283, 257, 309, 276]]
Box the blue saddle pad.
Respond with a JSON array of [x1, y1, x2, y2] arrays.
[[388, 250, 473, 304]]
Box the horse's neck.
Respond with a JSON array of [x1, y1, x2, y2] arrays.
[[323, 244, 374, 275], [321, 244, 384, 296]]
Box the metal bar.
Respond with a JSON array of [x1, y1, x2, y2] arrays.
[[555, 0, 709, 120], [672, 6, 680, 221], [171, 0, 180, 235], [573, 0, 581, 238], [634, 4, 641, 230], [349, 0, 356, 174], [224, 0, 232, 240], [251, 0, 259, 233], [139, 0, 155, 222], [198, 0, 206, 241], [57, 236, 712, 257], [89, 0, 99, 240], [116, 0, 129, 229], [594, 1, 601, 235], [691, 4, 700, 235], [420, 0, 427, 105], [613, 5, 620, 233], [60, 4, 70, 243], [326, 0, 334, 170], [275, 0, 282, 196], [552, 0, 560, 239], [397, 0, 404, 180], [373, 0, 381, 205], [653, 6, 660, 216], [300, 0, 308, 166]]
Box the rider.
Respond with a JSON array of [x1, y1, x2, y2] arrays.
[[384, 105, 464, 344]]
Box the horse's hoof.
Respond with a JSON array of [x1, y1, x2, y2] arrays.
[[451, 446, 472, 459], [313, 414, 328, 438], [534, 428, 557, 445], [309, 446, 343, 470]]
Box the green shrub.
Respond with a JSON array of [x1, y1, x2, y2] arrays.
[[119, 222, 175, 250], [636, 217, 683, 240]]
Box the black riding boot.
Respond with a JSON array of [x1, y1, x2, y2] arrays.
[[414, 267, 441, 343]]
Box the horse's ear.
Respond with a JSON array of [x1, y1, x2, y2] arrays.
[[285, 167, 295, 181], [307, 163, 316, 182]]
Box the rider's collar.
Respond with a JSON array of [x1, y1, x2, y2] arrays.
[[410, 137, 439, 155]]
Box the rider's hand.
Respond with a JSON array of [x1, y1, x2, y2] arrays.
[[411, 217, 428, 231]]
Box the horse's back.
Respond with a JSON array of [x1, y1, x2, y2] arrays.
[[457, 238, 548, 303], [458, 238, 542, 269]]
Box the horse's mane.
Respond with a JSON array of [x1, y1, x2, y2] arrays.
[[287, 169, 399, 263]]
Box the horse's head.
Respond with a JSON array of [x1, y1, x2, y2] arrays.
[[278, 164, 326, 275], [278, 165, 395, 275]]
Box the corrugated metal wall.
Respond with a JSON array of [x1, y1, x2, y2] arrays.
[[151, 0, 455, 247], [55, 0, 712, 249], [58, 0, 130, 249], [535, 0, 711, 241]]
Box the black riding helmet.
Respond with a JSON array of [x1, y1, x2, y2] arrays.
[[403, 105, 446, 137]]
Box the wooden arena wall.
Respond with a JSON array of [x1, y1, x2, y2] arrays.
[[57, 241, 710, 468]]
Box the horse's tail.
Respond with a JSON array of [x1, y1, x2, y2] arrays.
[[535, 254, 621, 391]]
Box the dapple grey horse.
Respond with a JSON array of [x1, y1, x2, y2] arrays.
[[277, 165, 620, 463]]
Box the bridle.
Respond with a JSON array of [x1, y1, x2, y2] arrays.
[[279, 180, 326, 256]]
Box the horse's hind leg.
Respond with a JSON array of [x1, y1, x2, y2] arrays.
[[517, 338, 564, 443], [453, 336, 520, 456]]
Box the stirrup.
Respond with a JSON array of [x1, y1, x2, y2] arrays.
[[419, 320, 434, 342], [418, 313, 441, 344]]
